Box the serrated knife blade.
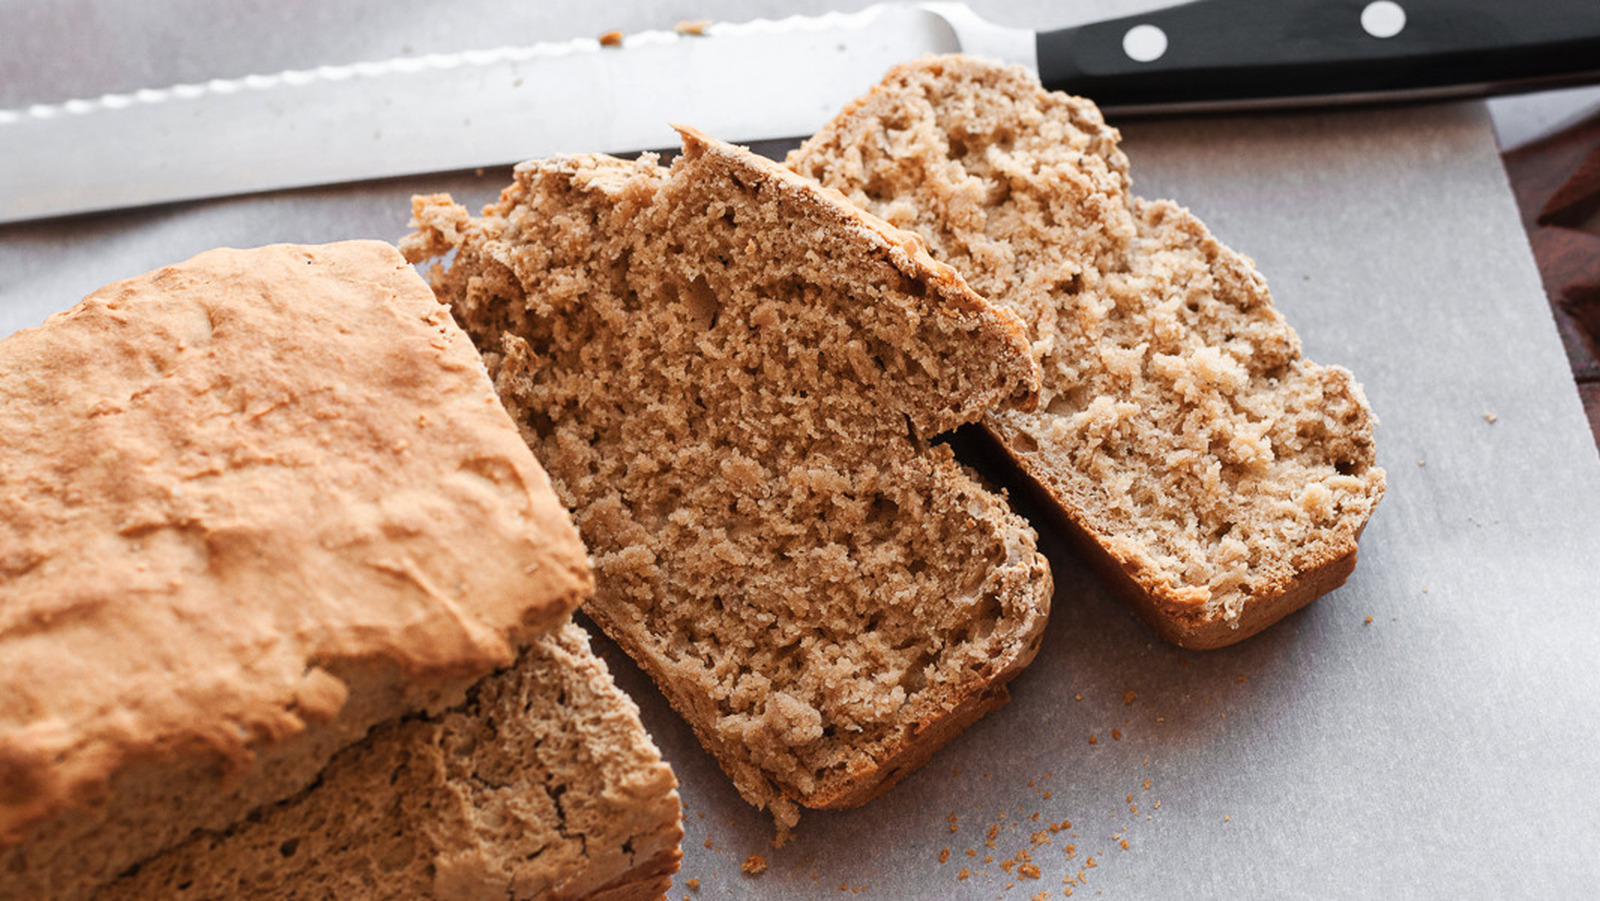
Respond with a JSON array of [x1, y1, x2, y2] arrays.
[[3, 0, 1599, 225]]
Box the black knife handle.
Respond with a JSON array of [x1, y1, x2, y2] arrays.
[[1037, 0, 1600, 109]]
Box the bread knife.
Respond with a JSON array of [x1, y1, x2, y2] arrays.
[[3, 0, 1598, 224]]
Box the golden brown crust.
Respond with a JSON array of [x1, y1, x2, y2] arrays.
[[0, 242, 590, 897]]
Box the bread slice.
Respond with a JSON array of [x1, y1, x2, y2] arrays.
[[402, 127, 1053, 833], [0, 242, 592, 899], [99, 620, 682, 901], [787, 56, 1386, 649]]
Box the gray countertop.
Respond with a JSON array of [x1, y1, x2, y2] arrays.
[[4, 2, 1599, 897]]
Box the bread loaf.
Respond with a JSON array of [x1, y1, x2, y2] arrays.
[[788, 57, 1386, 648], [0, 242, 592, 898], [403, 127, 1053, 834], [100, 620, 682, 901]]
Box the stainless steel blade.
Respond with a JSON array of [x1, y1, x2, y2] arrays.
[[0, 4, 1037, 224]]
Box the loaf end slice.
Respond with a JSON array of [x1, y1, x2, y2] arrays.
[[788, 56, 1386, 649], [100, 621, 683, 901], [0, 242, 591, 899], [403, 128, 1053, 834]]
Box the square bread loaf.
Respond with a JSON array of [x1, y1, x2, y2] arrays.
[[403, 127, 1054, 835], [99, 620, 683, 901], [788, 56, 1387, 649], [0, 241, 593, 898]]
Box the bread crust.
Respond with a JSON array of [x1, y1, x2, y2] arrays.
[[0, 242, 591, 898]]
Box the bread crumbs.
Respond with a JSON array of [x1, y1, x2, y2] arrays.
[[1123, 690, 1138, 705], [939, 848, 950, 863], [686, 878, 700, 891], [598, 30, 623, 46], [1019, 863, 1043, 879], [742, 855, 767, 876], [957, 868, 972, 881], [674, 19, 711, 35]]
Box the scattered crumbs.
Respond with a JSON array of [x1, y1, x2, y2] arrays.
[[1085, 856, 1097, 868], [1236, 676, 1248, 683], [1364, 615, 1374, 625], [674, 19, 711, 35], [1224, 814, 1231, 822], [1422, 587, 1429, 593], [1417, 459, 1426, 467], [953, 767, 961, 777], [987, 823, 1000, 842], [1122, 690, 1138, 706], [1064, 843, 1077, 858], [1120, 838, 1131, 850], [1019, 863, 1043, 879], [939, 847, 951, 864], [1143, 779, 1151, 790], [1074, 693, 1083, 701], [686, 878, 700, 891], [1154, 800, 1161, 810], [1001, 859, 1016, 874], [1028, 779, 1036, 788], [1155, 716, 1165, 723], [957, 869, 972, 881], [838, 883, 849, 891], [967, 848, 978, 858], [1088, 735, 1098, 745], [1111, 729, 1122, 741], [1484, 412, 1498, 424], [984, 855, 995, 864], [697, 811, 705, 819], [1032, 830, 1050, 845], [1142, 759, 1150, 767], [1043, 790, 1053, 799], [1033, 892, 1052, 901], [598, 29, 623, 46], [703, 839, 713, 849], [948, 811, 960, 833]]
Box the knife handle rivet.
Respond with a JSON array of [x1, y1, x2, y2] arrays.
[[1360, 1, 1406, 39], [1121, 24, 1168, 63]]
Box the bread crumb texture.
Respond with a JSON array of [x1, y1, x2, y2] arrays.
[[788, 56, 1385, 647], [0, 242, 591, 899], [101, 621, 682, 901], [404, 127, 1052, 833]]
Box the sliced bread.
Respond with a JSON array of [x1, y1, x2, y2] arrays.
[[402, 127, 1053, 833], [100, 620, 683, 901], [788, 56, 1386, 649], [0, 242, 592, 899]]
